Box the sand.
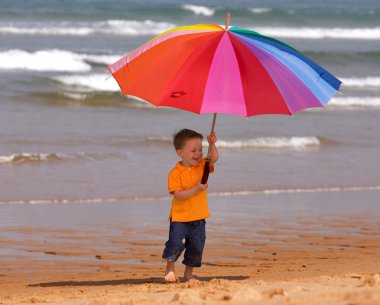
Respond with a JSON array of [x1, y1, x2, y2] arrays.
[[1, 200, 380, 305]]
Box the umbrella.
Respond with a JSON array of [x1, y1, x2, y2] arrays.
[[108, 13, 341, 183]]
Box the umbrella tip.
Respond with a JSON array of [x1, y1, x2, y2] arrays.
[[225, 12, 230, 30]]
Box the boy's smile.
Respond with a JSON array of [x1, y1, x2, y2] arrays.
[[177, 138, 203, 167]]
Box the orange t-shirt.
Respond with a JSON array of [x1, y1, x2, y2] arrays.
[[168, 158, 213, 222]]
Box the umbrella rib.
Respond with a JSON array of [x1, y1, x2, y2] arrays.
[[155, 32, 224, 113], [108, 29, 219, 74], [229, 32, 293, 116]]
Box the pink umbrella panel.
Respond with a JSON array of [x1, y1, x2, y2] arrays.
[[108, 23, 341, 118]]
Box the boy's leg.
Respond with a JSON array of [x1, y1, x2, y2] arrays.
[[165, 260, 177, 282], [182, 220, 206, 281], [184, 265, 197, 281], [162, 221, 187, 282]]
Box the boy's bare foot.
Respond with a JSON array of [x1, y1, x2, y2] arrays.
[[184, 266, 199, 282], [165, 271, 177, 282], [184, 274, 199, 281], [164, 260, 178, 283], [165, 271, 178, 283]]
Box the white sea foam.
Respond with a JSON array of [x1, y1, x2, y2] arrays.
[[252, 26, 380, 40], [54, 74, 150, 106], [341, 77, 380, 88], [61, 92, 90, 100], [182, 4, 215, 16], [82, 54, 121, 65], [0, 196, 170, 205], [249, 7, 271, 14], [0, 152, 122, 165], [149, 136, 320, 150], [215, 137, 320, 149], [0, 153, 67, 165], [53, 73, 120, 92], [2, 20, 379, 40], [0, 49, 123, 72], [0, 25, 92, 36], [0, 49, 92, 72], [103, 19, 175, 35], [208, 185, 380, 198], [0, 20, 175, 36], [2, 21, 378, 40], [329, 97, 380, 108], [2, 185, 380, 205]]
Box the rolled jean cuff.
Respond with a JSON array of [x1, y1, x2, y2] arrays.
[[182, 257, 202, 267], [162, 251, 181, 262], [162, 245, 183, 262]]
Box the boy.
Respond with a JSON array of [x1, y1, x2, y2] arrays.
[[162, 128, 219, 282]]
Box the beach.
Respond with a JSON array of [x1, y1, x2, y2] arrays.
[[2, 190, 380, 304], [1, 0, 380, 304]]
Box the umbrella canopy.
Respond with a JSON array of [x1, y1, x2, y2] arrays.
[[108, 17, 341, 118]]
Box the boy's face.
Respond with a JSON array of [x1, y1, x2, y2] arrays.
[[176, 137, 203, 167]]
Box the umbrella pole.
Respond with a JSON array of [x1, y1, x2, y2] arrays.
[[202, 11, 225, 184], [202, 113, 217, 184], [225, 12, 230, 30], [206, 113, 217, 159]]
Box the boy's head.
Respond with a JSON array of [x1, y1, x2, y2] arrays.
[[173, 129, 203, 167]]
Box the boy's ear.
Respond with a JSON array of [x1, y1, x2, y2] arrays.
[[176, 149, 183, 158]]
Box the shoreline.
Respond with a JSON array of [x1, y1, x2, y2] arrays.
[[1, 190, 380, 304], [2, 183, 380, 205]]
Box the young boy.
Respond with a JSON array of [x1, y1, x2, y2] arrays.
[[162, 128, 218, 282]]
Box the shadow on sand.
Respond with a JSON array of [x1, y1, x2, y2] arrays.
[[29, 276, 249, 287]]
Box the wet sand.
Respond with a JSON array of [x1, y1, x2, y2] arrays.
[[1, 190, 380, 304]]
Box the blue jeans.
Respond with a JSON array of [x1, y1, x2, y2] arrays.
[[162, 219, 206, 267]]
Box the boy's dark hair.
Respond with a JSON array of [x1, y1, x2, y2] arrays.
[[173, 129, 203, 150]]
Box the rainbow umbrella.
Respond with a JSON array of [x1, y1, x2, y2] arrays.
[[108, 14, 341, 182]]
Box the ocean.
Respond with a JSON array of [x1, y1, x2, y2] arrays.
[[1, 0, 380, 205]]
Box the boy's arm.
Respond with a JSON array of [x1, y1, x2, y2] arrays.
[[169, 169, 207, 201], [207, 132, 219, 166], [173, 183, 207, 201]]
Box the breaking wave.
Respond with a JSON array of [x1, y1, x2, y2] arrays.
[[0, 152, 123, 165], [181, 4, 215, 16], [0, 19, 175, 36], [249, 8, 272, 14], [215, 137, 320, 149], [341, 77, 380, 88], [0, 49, 92, 72], [209, 185, 380, 197], [1, 20, 379, 40], [2, 185, 380, 205], [252, 26, 380, 40], [53, 73, 120, 92], [0, 153, 66, 165], [329, 97, 380, 108], [149, 136, 320, 150], [0, 49, 121, 72]]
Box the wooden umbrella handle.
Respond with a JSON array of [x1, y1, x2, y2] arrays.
[[225, 12, 230, 30], [202, 113, 217, 184], [201, 160, 211, 184], [206, 113, 217, 160]]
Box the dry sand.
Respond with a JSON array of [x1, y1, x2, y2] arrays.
[[1, 209, 380, 305]]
